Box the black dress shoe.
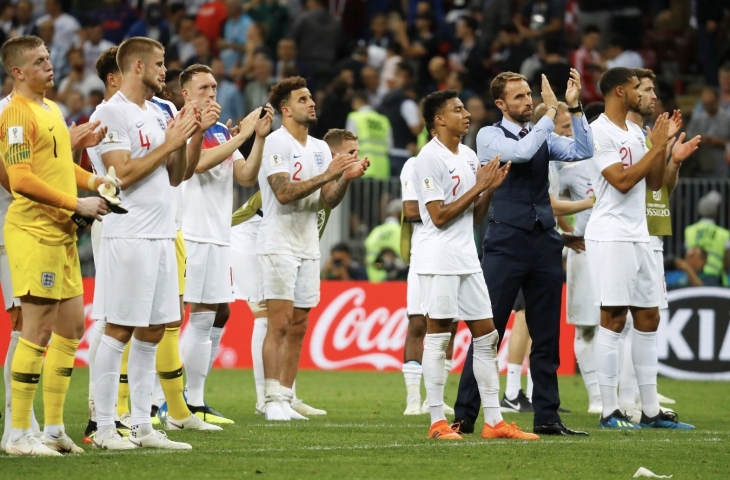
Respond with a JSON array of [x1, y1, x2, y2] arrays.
[[533, 422, 588, 436], [450, 418, 475, 434]]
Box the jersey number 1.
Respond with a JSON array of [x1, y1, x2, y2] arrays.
[[139, 130, 151, 151], [620, 146, 633, 167]]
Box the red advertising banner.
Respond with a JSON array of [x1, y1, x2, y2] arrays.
[[0, 279, 575, 375]]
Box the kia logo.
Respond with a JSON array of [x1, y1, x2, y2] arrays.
[[658, 287, 730, 380]]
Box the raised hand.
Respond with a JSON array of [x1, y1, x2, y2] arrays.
[[646, 113, 669, 148], [666, 109, 683, 138], [236, 108, 261, 140], [565, 68, 582, 108], [226, 119, 241, 137], [475, 154, 502, 191], [70, 120, 108, 149], [325, 152, 358, 181], [541, 74, 559, 111], [671, 132, 701, 164], [343, 156, 369, 179], [255, 104, 275, 138], [200, 102, 221, 131], [166, 112, 201, 149]]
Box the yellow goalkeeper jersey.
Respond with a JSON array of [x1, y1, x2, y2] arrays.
[[0, 93, 77, 245]]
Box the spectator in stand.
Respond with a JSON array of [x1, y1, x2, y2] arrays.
[[8, 0, 34, 38], [380, 41, 404, 93], [335, 46, 368, 90], [273, 38, 312, 84], [697, 1, 725, 86], [168, 3, 188, 35], [37, 19, 69, 79], [187, 34, 214, 67], [367, 13, 393, 49], [231, 21, 270, 80], [673, 247, 722, 287], [599, 34, 644, 70], [311, 77, 352, 138], [450, 15, 485, 91], [468, 0, 511, 50], [88, 89, 104, 111], [45, 85, 68, 117], [392, 13, 439, 91], [1, 76, 13, 98], [126, 1, 172, 46], [322, 243, 368, 281], [686, 87, 730, 178], [513, 0, 565, 41], [161, 68, 185, 110], [491, 24, 533, 77], [684, 190, 730, 286], [83, 19, 114, 77], [694, 64, 730, 117], [377, 61, 423, 176], [289, 0, 343, 88], [218, 0, 254, 73], [361, 65, 384, 108], [36, 0, 79, 55], [64, 90, 89, 127], [168, 16, 199, 67], [195, 0, 227, 51], [248, 0, 289, 53], [576, 0, 612, 49], [244, 53, 275, 114], [364, 199, 403, 282], [57, 47, 105, 104], [445, 70, 474, 103], [530, 33, 572, 100], [463, 96, 489, 151], [571, 25, 602, 104], [425, 56, 448, 94], [0, 3, 12, 41], [346, 90, 393, 179], [211, 57, 244, 125], [95, 0, 138, 45]]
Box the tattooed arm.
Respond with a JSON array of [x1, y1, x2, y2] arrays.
[[268, 152, 357, 206], [321, 154, 368, 209]]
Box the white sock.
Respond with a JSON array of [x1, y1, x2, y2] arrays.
[[619, 322, 639, 408], [264, 378, 281, 403], [473, 331, 503, 426], [182, 311, 215, 407], [444, 359, 452, 375], [87, 320, 105, 422], [93, 334, 125, 435], [526, 368, 533, 400], [632, 329, 660, 418], [291, 380, 299, 402], [4, 331, 20, 439], [422, 333, 450, 425], [280, 386, 293, 405], [402, 362, 422, 401], [153, 374, 165, 408], [574, 327, 600, 401], [43, 424, 63, 438], [595, 327, 621, 418], [128, 337, 158, 432], [252, 318, 267, 406], [208, 326, 224, 373], [505, 363, 522, 399]]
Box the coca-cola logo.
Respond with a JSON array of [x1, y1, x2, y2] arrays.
[[310, 287, 475, 371]]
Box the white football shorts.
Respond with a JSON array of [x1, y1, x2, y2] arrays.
[[586, 240, 661, 308], [230, 222, 262, 303], [93, 238, 180, 327], [258, 253, 320, 308], [183, 240, 234, 305], [566, 248, 600, 326], [655, 250, 668, 309], [406, 267, 423, 317], [417, 272, 492, 321]]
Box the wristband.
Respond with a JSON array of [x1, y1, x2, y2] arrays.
[[568, 102, 583, 115], [88, 175, 98, 190], [548, 106, 558, 116]]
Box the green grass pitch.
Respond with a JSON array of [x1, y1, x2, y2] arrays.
[[1, 369, 728, 479]]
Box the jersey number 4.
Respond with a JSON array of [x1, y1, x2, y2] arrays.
[[139, 130, 151, 151], [620, 146, 633, 167], [451, 175, 460, 196]]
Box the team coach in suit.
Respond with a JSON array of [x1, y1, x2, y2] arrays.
[[452, 69, 593, 436]]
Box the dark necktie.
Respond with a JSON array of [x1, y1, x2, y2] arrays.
[[519, 128, 529, 138]]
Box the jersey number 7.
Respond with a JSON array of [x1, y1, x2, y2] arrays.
[[451, 175, 460, 196]]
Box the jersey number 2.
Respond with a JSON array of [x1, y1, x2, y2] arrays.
[[620, 146, 633, 167], [139, 130, 151, 151], [451, 175, 460, 196], [292, 161, 303, 181]]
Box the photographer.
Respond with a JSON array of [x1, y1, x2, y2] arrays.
[[322, 243, 368, 281]]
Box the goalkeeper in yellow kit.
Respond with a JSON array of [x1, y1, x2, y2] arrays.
[[0, 35, 116, 457]]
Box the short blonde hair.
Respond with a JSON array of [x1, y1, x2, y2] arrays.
[[323, 129, 358, 150], [1, 35, 44, 76], [532, 102, 570, 123], [116, 37, 164, 73]]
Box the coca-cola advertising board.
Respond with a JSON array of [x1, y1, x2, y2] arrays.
[[0, 279, 576, 374]]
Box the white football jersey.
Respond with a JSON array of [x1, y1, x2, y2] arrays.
[[88, 100, 108, 178], [150, 97, 183, 231], [230, 214, 261, 254], [0, 94, 13, 245], [559, 161, 594, 237], [400, 156, 422, 262], [411, 138, 481, 275], [94, 92, 176, 239], [584, 114, 650, 243], [256, 126, 332, 259], [182, 121, 244, 245]]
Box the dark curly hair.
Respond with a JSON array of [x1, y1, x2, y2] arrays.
[[269, 76, 308, 112]]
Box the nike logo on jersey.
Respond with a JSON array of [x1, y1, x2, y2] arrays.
[[620, 140, 627, 145], [136, 121, 145, 128], [448, 168, 456, 174], [293, 154, 302, 158]]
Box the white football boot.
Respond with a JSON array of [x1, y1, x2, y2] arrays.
[[5, 432, 62, 457], [165, 414, 222, 431], [93, 429, 137, 450], [128, 430, 192, 450], [403, 395, 421, 415], [41, 431, 84, 454], [291, 398, 326, 416]]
